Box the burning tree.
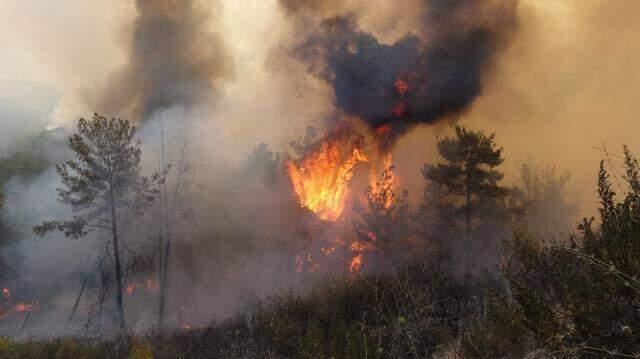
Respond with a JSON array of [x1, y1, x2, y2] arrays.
[[34, 114, 155, 330], [352, 166, 412, 271]]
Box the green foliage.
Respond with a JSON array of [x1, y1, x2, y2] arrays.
[[424, 125, 505, 199], [34, 114, 152, 239], [587, 146, 640, 275], [0, 337, 107, 359], [468, 147, 640, 358], [143, 259, 466, 358], [129, 339, 154, 359], [421, 125, 509, 270], [32, 114, 158, 330]]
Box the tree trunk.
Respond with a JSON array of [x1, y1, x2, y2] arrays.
[[157, 231, 165, 327], [464, 169, 472, 274], [160, 233, 171, 327], [110, 188, 126, 330]]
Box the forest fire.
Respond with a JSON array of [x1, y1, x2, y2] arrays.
[[285, 122, 398, 274], [286, 126, 397, 224], [286, 138, 369, 221]]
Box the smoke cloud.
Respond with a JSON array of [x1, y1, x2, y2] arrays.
[[280, 0, 519, 149], [94, 0, 232, 121]]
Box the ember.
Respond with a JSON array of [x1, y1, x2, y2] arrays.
[[0, 301, 39, 320], [394, 79, 409, 96], [125, 279, 160, 296]]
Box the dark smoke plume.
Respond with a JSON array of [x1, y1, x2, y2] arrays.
[[96, 0, 231, 121], [281, 0, 519, 149]]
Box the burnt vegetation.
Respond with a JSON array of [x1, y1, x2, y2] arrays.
[[0, 116, 638, 358]]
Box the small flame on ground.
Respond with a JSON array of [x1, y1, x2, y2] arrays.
[[0, 302, 39, 320], [349, 239, 373, 273], [125, 279, 160, 296], [13, 303, 35, 312], [349, 254, 363, 272]]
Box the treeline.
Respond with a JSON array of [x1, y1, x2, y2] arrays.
[[150, 130, 637, 357], [0, 115, 638, 358]]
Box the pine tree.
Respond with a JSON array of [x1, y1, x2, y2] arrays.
[[422, 125, 507, 272], [34, 113, 155, 330]]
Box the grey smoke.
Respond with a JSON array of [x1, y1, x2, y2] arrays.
[[95, 0, 232, 122]]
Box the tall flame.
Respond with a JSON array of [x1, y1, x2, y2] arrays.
[[287, 140, 368, 221]]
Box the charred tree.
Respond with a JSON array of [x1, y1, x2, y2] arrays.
[[155, 117, 199, 328]]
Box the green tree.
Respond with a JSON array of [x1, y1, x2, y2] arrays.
[[472, 147, 640, 358], [422, 125, 508, 272], [34, 114, 155, 330]]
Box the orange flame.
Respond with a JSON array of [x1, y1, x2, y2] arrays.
[[349, 254, 363, 272], [125, 283, 136, 295], [287, 140, 368, 221], [349, 240, 371, 273], [368, 154, 396, 209], [125, 279, 159, 296], [13, 303, 35, 312], [1, 302, 38, 320]]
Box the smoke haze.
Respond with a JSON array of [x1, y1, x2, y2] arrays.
[[0, 0, 639, 336]]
